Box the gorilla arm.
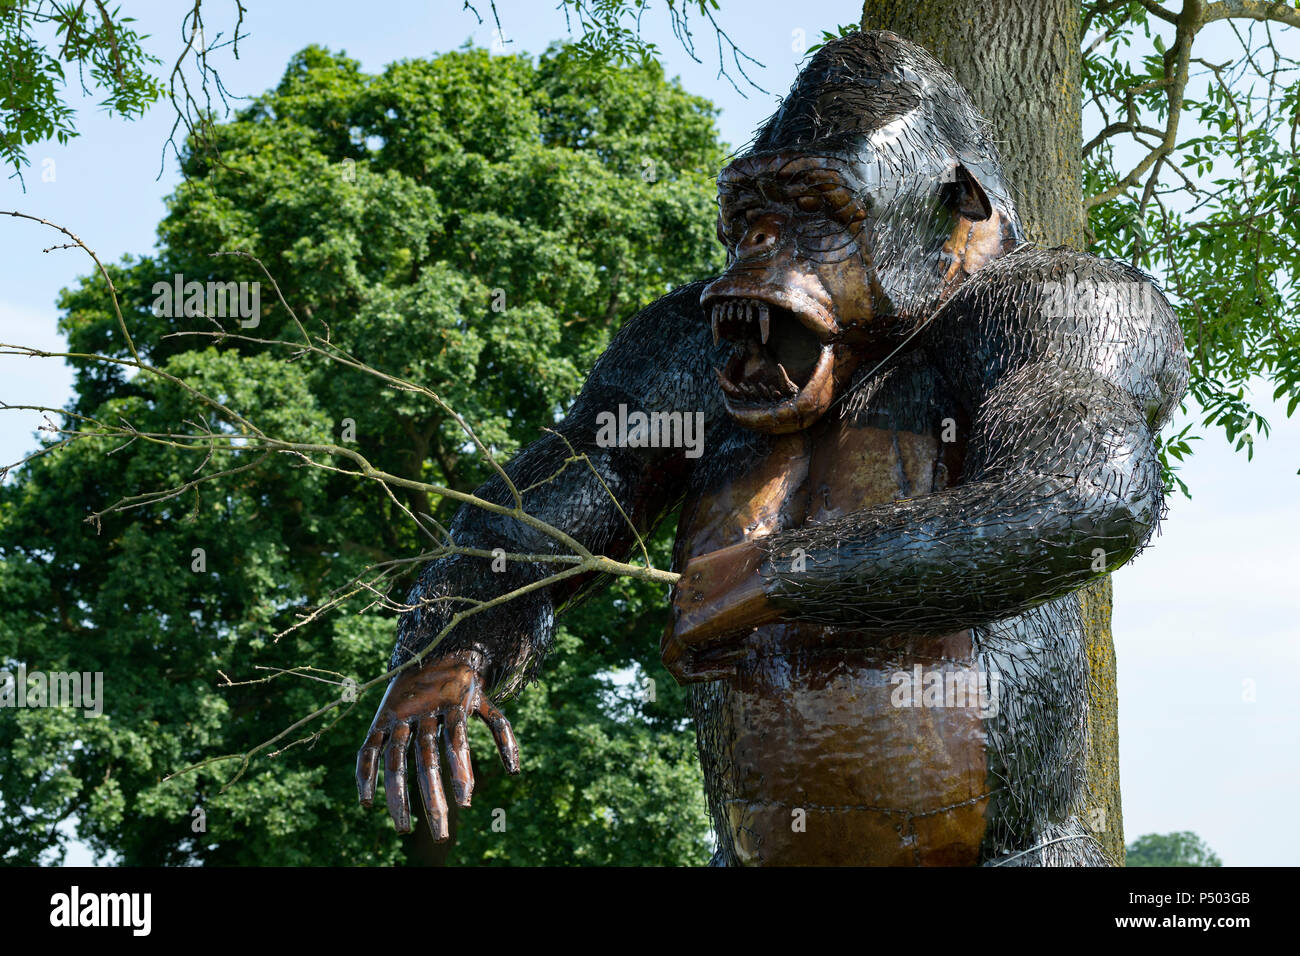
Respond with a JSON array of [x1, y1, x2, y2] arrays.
[[663, 249, 1190, 675], [357, 279, 724, 838]]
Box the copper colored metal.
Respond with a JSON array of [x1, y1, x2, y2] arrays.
[[357, 649, 519, 842], [703, 627, 989, 866], [361, 30, 1190, 866]]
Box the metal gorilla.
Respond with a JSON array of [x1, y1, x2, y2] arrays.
[[355, 30, 1190, 866]]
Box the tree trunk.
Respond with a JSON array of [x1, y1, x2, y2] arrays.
[[859, 0, 1125, 864]]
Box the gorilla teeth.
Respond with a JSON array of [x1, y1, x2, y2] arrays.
[[711, 298, 769, 343], [776, 363, 798, 395], [711, 299, 790, 378], [711, 299, 807, 404]]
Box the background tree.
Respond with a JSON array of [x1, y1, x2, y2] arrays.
[[1126, 830, 1224, 865], [0, 1, 751, 186], [0, 42, 725, 865]]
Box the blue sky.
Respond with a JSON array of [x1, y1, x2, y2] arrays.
[[1, 1, 1296, 865]]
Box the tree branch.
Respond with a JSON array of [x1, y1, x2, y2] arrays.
[[1203, 0, 1300, 29]]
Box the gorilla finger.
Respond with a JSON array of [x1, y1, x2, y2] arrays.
[[477, 698, 520, 775], [441, 710, 474, 807], [414, 717, 450, 843], [384, 723, 413, 834], [356, 727, 385, 807]]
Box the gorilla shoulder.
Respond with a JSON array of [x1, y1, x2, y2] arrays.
[[929, 245, 1190, 430]]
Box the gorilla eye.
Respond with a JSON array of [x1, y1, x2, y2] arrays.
[[796, 195, 821, 213], [720, 215, 747, 245]]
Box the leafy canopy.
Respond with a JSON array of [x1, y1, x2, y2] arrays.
[[1126, 830, 1224, 866], [0, 41, 725, 865], [0, 0, 164, 180], [1081, 2, 1300, 483]]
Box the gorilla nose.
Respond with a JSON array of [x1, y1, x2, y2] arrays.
[[740, 214, 784, 256]]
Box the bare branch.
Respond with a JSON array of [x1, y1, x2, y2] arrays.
[[1202, 0, 1300, 29], [1085, 1, 1200, 209], [1135, 0, 1181, 24]]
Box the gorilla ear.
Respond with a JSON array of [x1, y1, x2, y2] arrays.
[[939, 163, 993, 221]]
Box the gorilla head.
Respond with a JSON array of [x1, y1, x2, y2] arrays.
[[702, 30, 1024, 433]]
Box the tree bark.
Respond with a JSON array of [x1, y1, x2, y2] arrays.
[[860, 0, 1125, 864]]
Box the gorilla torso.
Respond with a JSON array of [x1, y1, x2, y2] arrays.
[[675, 347, 1093, 866]]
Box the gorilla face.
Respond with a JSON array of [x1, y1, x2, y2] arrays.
[[701, 151, 881, 434], [698, 29, 1024, 435], [702, 143, 996, 434]]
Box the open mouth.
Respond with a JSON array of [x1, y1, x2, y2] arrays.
[[700, 279, 841, 433], [711, 298, 828, 404], [708, 294, 835, 414]]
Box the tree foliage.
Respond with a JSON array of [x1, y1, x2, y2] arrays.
[[0, 0, 165, 179], [1081, 1, 1300, 484], [0, 42, 724, 865], [1126, 830, 1224, 866]]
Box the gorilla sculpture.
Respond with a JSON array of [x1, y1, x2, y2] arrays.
[[356, 30, 1189, 866]]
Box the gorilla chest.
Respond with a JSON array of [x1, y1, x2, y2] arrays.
[[678, 410, 961, 555], [678, 407, 991, 866]]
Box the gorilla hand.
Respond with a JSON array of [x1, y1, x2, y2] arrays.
[[356, 649, 519, 841], [661, 539, 781, 683]]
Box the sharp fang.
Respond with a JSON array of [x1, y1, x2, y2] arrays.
[[711, 307, 720, 345], [758, 303, 770, 345], [776, 362, 798, 395]]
